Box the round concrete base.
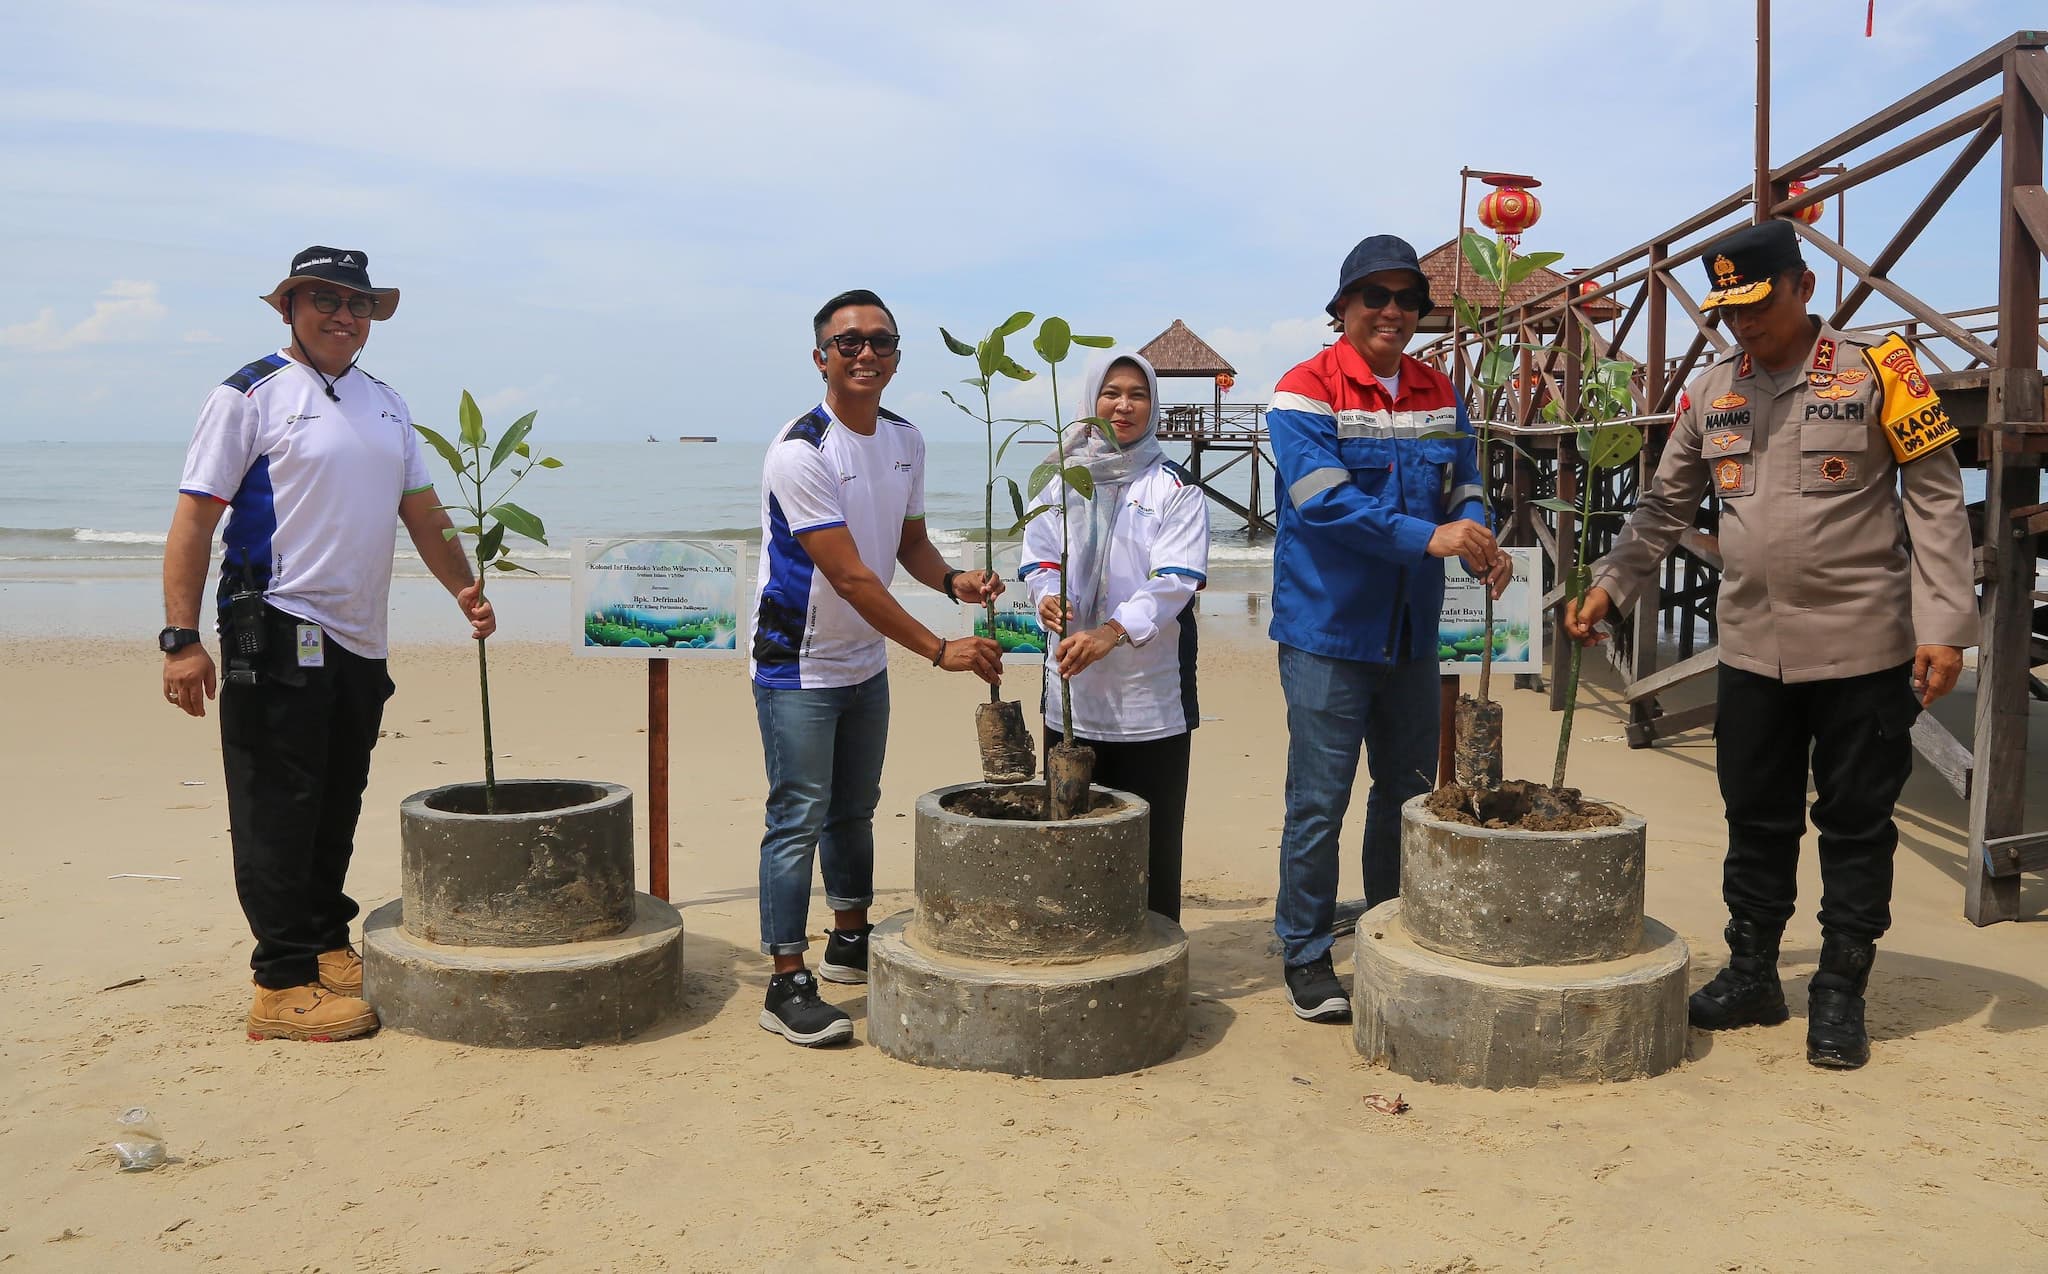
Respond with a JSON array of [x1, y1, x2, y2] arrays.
[[1352, 901, 1690, 1089], [868, 911, 1188, 1078], [362, 893, 683, 1048]]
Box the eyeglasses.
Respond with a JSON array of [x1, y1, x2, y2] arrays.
[[821, 332, 901, 357], [1351, 283, 1431, 313], [303, 291, 377, 319]]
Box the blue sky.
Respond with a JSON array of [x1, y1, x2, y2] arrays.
[[0, 0, 2036, 442]]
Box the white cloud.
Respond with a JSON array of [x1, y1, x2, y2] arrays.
[[181, 328, 222, 344], [0, 279, 166, 352]]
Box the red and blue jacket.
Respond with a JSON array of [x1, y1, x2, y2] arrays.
[[1266, 341, 1486, 663]]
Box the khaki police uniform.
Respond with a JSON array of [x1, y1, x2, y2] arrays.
[[1589, 319, 1976, 941], [1593, 322, 1977, 671]]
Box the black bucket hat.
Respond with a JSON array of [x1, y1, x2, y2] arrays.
[[261, 245, 400, 320], [1326, 234, 1431, 319]]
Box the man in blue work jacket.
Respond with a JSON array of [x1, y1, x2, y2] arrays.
[[1266, 234, 1509, 1023]]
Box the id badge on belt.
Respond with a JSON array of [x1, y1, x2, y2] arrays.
[[296, 624, 326, 668]]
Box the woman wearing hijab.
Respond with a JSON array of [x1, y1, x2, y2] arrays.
[[1021, 351, 1210, 922]]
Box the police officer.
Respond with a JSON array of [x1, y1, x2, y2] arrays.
[[1566, 219, 1976, 1069]]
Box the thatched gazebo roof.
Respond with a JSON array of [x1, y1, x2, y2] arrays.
[[1412, 238, 1623, 333], [1135, 319, 1236, 378]]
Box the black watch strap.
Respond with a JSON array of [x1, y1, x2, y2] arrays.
[[159, 626, 202, 653], [939, 568, 962, 600]]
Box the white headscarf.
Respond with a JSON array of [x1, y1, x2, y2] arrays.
[[1042, 350, 1166, 631]]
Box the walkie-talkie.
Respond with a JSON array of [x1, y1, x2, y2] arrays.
[[224, 590, 267, 684]]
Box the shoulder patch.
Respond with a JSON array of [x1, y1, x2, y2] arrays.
[[877, 406, 917, 429], [1160, 459, 1194, 487], [1865, 334, 1956, 464], [222, 353, 290, 396], [783, 407, 832, 449]]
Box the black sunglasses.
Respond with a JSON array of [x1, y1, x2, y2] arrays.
[[303, 290, 377, 318], [1352, 283, 1431, 314], [822, 332, 901, 357]]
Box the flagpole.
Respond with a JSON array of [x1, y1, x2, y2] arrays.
[[1754, 0, 1771, 224]]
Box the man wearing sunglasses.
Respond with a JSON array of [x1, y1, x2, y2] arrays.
[[159, 245, 494, 1042], [1267, 234, 1509, 1024], [1567, 218, 1975, 1069], [749, 288, 1006, 1046]]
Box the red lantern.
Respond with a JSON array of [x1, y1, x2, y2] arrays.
[[1477, 175, 1543, 243], [1215, 373, 1235, 393], [1786, 180, 1824, 225]]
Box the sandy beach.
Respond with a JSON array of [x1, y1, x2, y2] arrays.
[[3, 632, 2045, 1273]]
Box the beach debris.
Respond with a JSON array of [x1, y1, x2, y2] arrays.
[[179, 780, 205, 787], [100, 977, 145, 992], [111, 1106, 167, 1172], [108, 873, 181, 881], [162, 1218, 191, 1235], [1292, 1075, 1313, 1087], [48, 1228, 85, 1242], [1362, 1092, 1410, 1116]]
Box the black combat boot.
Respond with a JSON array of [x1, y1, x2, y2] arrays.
[[1687, 916, 1790, 1030], [1806, 932, 1876, 1069]]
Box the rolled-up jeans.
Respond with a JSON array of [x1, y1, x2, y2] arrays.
[[1275, 644, 1439, 968], [752, 671, 890, 956]]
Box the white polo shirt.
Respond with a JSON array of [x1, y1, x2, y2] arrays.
[[178, 350, 430, 659], [750, 404, 925, 689]]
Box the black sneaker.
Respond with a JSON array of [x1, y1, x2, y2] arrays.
[[1284, 955, 1351, 1023], [818, 924, 874, 985], [759, 970, 854, 1047]]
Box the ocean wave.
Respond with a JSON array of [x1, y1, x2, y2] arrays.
[[75, 528, 170, 545]]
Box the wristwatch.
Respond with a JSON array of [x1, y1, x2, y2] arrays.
[[158, 626, 202, 654], [1106, 620, 1131, 648]]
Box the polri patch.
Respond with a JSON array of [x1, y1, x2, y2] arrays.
[[1866, 333, 1956, 462], [1713, 457, 1754, 496]]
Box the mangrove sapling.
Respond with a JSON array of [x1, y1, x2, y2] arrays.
[[1449, 229, 1564, 790], [1531, 340, 1642, 800], [940, 312, 1039, 783], [1001, 316, 1115, 820], [413, 391, 562, 813]]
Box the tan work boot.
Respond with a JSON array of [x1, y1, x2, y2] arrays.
[[247, 981, 379, 1042], [317, 946, 364, 997]]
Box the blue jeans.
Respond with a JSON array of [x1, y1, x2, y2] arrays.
[[753, 671, 890, 956], [1275, 644, 1439, 968]]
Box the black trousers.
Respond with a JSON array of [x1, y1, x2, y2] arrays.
[[1714, 661, 1918, 943], [1047, 728, 1192, 923], [219, 609, 393, 989]]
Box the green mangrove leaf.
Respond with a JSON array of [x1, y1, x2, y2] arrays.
[[414, 423, 465, 475], [1071, 334, 1114, 349], [442, 526, 460, 540], [1459, 231, 1500, 288], [535, 456, 563, 469], [490, 411, 537, 476], [1063, 465, 1094, 501], [1008, 504, 1060, 534], [1035, 316, 1072, 364], [478, 522, 506, 562], [1583, 422, 1645, 471], [1531, 497, 1577, 514], [489, 501, 547, 544], [939, 327, 976, 357], [1027, 460, 1060, 498], [995, 355, 1035, 382], [1505, 249, 1567, 286], [995, 311, 1035, 338], [976, 336, 1000, 379], [1453, 295, 1486, 333], [1414, 429, 1466, 440], [1005, 476, 1026, 523], [1477, 343, 1517, 391], [458, 390, 484, 449]]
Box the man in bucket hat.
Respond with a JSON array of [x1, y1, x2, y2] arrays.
[[1568, 218, 1976, 1069], [1265, 233, 1508, 1024], [160, 246, 495, 1041]]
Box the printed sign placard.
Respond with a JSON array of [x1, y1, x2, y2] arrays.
[[1439, 546, 1541, 675], [958, 541, 1049, 657], [574, 538, 747, 659]]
